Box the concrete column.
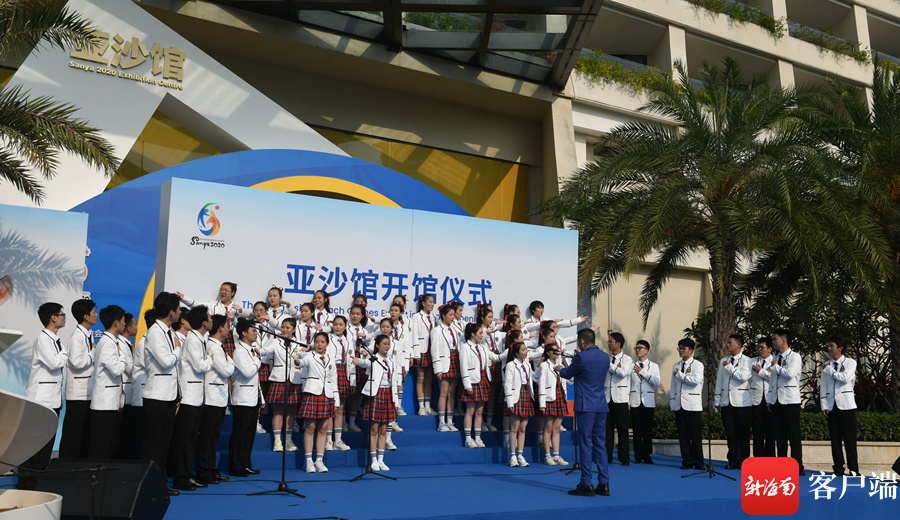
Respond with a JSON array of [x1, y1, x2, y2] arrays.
[[834, 5, 871, 52], [768, 59, 795, 89], [650, 25, 688, 78], [753, 0, 787, 22], [542, 92, 578, 202]]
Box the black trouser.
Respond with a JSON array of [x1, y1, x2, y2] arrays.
[[196, 405, 226, 479], [59, 399, 90, 458], [16, 407, 60, 490], [605, 401, 630, 463], [827, 407, 858, 475], [751, 402, 776, 457], [116, 405, 142, 459], [772, 401, 803, 471], [171, 404, 203, 485], [141, 398, 177, 477], [630, 403, 655, 462], [230, 404, 259, 472], [87, 409, 121, 459], [675, 409, 703, 466], [721, 405, 751, 464]]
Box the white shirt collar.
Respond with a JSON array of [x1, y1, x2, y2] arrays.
[[43, 328, 60, 341]]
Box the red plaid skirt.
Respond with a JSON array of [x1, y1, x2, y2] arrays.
[[356, 367, 368, 387], [413, 350, 432, 367], [336, 364, 351, 398], [462, 367, 491, 402], [544, 381, 568, 416], [259, 363, 271, 382], [445, 350, 460, 379], [267, 381, 301, 405], [509, 385, 534, 417], [362, 386, 396, 424], [490, 361, 502, 381], [299, 391, 335, 419], [223, 331, 235, 357]]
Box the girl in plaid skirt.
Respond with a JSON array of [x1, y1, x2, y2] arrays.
[[411, 294, 438, 416], [260, 317, 301, 452], [294, 332, 339, 473], [461, 323, 504, 448], [504, 341, 535, 467], [346, 304, 374, 433], [536, 342, 570, 466], [355, 334, 399, 471], [477, 305, 504, 434], [328, 315, 354, 451], [430, 304, 460, 432]]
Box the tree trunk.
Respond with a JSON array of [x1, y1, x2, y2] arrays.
[[710, 254, 737, 363], [888, 297, 900, 414]]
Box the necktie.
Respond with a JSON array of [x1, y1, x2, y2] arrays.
[[681, 361, 685, 373], [833, 361, 838, 371], [317, 312, 322, 323], [56, 339, 62, 352], [777, 354, 783, 365], [306, 324, 311, 341], [394, 329, 399, 340], [640, 362, 644, 368], [339, 338, 345, 356], [320, 355, 325, 365], [450, 328, 456, 347], [167, 330, 174, 350], [427, 315, 433, 329], [730, 356, 735, 364]]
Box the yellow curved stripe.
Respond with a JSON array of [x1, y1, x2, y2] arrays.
[[137, 176, 399, 335]]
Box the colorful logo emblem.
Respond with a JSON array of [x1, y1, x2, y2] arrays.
[[197, 203, 221, 236]]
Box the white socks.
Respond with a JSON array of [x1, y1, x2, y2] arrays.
[[305, 453, 313, 463], [316, 453, 323, 463], [334, 428, 342, 443], [474, 428, 481, 440], [377, 450, 385, 463]]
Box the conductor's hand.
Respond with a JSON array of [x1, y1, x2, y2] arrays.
[[553, 364, 562, 372], [175, 291, 184, 299]]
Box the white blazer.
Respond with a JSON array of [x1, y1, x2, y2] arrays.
[[142, 320, 182, 401], [390, 322, 412, 369], [820, 356, 857, 411], [261, 335, 302, 383], [204, 337, 234, 407], [629, 359, 660, 408], [313, 309, 333, 333], [503, 359, 535, 408], [328, 333, 356, 385], [118, 335, 134, 406], [179, 296, 250, 319], [292, 351, 340, 407], [25, 329, 68, 409], [65, 324, 95, 401], [605, 352, 633, 404], [231, 341, 262, 407], [767, 349, 802, 405], [131, 337, 147, 406], [670, 358, 704, 411], [179, 330, 212, 407], [460, 340, 502, 389], [411, 311, 437, 357], [535, 359, 569, 408], [430, 324, 457, 374], [714, 353, 753, 408], [90, 332, 132, 411], [268, 305, 298, 327], [749, 356, 774, 406], [355, 355, 401, 405], [295, 321, 318, 347]]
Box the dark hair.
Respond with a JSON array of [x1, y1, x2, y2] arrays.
[[505, 330, 524, 350], [71, 298, 96, 323], [373, 334, 391, 352], [153, 292, 180, 317], [439, 304, 454, 319], [99, 305, 125, 329], [636, 339, 650, 350], [187, 305, 210, 330], [464, 322, 481, 341], [314, 290, 331, 312], [332, 315, 347, 326], [380, 317, 393, 330], [538, 327, 554, 346], [502, 313, 521, 332], [677, 337, 696, 350], [773, 328, 791, 343], [235, 317, 254, 339], [313, 331, 329, 346], [253, 300, 267, 311], [353, 293, 368, 304], [478, 306, 493, 325], [727, 333, 744, 346], [506, 341, 526, 364], [528, 300, 544, 315], [350, 303, 369, 327], [577, 328, 595, 346], [393, 294, 407, 308], [389, 303, 403, 314], [38, 302, 63, 326], [828, 336, 847, 351], [416, 294, 434, 312], [300, 302, 315, 315], [541, 342, 559, 362], [268, 286, 283, 298], [143, 308, 157, 328], [221, 282, 237, 295], [123, 313, 135, 329], [282, 317, 297, 330], [609, 331, 625, 347], [756, 336, 773, 349], [503, 303, 518, 318], [210, 314, 228, 335]]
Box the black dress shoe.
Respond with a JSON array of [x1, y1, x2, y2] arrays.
[[596, 483, 610, 496], [229, 469, 249, 477], [214, 473, 230, 482], [197, 476, 219, 485], [680, 463, 692, 469], [621, 461, 630, 466], [167, 487, 181, 496], [694, 463, 707, 470], [568, 484, 595, 496], [644, 457, 654, 464], [244, 468, 261, 475], [189, 478, 208, 488], [173, 481, 196, 492], [724, 463, 740, 470]]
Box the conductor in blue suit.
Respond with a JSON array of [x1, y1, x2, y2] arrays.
[[559, 328, 611, 496]]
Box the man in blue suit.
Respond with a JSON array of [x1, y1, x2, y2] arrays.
[[559, 328, 611, 496]]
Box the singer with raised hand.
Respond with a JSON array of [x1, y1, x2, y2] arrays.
[[558, 328, 611, 497]]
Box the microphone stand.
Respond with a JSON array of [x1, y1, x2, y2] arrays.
[[350, 350, 396, 482], [249, 325, 306, 498]]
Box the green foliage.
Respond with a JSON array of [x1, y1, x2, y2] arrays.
[[792, 25, 869, 64], [403, 12, 511, 32], [685, 0, 785, 38], [574, 50, 671, 92]]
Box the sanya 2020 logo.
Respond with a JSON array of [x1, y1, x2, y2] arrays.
[[197, 203, 221, 236]]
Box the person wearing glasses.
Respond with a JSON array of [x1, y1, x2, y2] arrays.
[[629, 340, 659, 464], [670, 338, 704, 470], [604, 332, 632, 466], [750, 337, 776, 456], [819, 336, 858, 477]]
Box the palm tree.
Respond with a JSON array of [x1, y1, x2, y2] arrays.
[[0, 0, 119, 204], [539, 56, 893, 359]]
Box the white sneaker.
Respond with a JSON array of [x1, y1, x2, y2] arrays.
[[417, 408, 430, 416], [333, 440, 351, 451], [397, 408, 407, 416], [559, 425, 567, 432], [554, 455, 569, 466], [503, 438, 509, 448], [426, 408, 438, 416], [305, 460, 316, 473], [385, 439, 397, 450], [378, 461, 390, 471], [272, 438, 283, 452], [314, 460, 328, 473], [370, 461, 382, 472], [391, 422, 404, 432], [509, 455, 519, 467], [325, 440, 334, 451], [465, 438, 478, 448], [475, 438, 485, 448], [437, 424, 451, 432], [345, 421, 362, 433], [447, 423, 459, 432], [544, 454, 557, 466], [256, 421, 266, 434], [517, 455, 529, 467]]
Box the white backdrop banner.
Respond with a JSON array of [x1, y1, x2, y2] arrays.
[[156, 178, 578, 321]]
